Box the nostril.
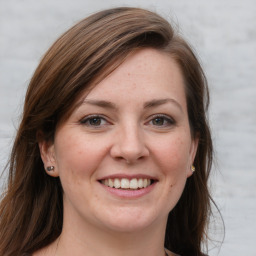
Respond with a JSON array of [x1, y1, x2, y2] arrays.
[[113, 155, 145, 164], [110, 134, 149, 163]]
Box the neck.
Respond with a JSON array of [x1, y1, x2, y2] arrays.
[[56, 212, 168, 256]]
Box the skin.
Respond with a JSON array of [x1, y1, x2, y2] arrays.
[[38, 48, 198, 256]]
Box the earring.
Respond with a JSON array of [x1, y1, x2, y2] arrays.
[[191, 165, 195, 173], [46, 166, 55, 171]]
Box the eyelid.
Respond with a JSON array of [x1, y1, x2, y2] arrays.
[[146, 114, 176, 127], [80, 114, 111, 127]]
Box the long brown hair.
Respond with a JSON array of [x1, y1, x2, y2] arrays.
[[0, 7, 214, 256]]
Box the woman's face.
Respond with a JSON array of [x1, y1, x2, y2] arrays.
[[41, 48, 198, 233]]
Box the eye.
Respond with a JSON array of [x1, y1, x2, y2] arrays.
[[80, 115, 108, 127], [148, 114, 175, 127], [152, 117, 166, 126]]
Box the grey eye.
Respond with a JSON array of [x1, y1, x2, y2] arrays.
[[80, 116, 107, 127]]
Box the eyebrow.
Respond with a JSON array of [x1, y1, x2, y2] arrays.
[[81, 98, 183, 112], [143, 98, 183, 112], [82, 99, 118, 110]]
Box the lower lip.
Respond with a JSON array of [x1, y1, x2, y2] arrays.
[[99, 182, 157, 199]]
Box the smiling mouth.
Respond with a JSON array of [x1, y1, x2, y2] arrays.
[[100, 178, 155, 190]]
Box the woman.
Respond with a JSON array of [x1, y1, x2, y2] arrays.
[[0, 7, 214, 256]]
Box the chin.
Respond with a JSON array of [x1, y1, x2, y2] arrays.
[[98, 207, 165, 233]]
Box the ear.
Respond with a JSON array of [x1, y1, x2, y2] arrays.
[[186, 135, 199, 178], [38, 135, 59, 177]]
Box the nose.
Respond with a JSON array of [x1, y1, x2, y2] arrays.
[[110, 124, 149, 164]]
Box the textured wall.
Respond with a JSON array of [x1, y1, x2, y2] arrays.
[[0, 0, 255, 255]]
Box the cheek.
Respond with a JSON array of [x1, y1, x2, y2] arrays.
[[54, 131, 105, 181], [155, 135, 191, 173]]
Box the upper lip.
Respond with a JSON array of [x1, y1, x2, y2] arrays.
[[98, 173, 158, 181]]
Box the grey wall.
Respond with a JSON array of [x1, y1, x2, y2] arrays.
[[0, 0, 255, 255]]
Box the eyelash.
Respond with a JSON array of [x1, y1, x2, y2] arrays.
[[80, 114, 175, 128], [147, 114, 175, 127], [80, 115, 109, 127]]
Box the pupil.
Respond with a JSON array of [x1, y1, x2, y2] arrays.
[[153, 118, 164, 125], [90, 118, 101, 125]]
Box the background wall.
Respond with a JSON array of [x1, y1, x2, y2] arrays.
[[0, 0, 255, 255]]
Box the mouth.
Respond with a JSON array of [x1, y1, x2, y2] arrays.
[[99, 178, 156, 190]]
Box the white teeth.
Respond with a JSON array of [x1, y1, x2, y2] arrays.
[[121, 178, 130, 189], [143, 178, 148, 188], [114, 178, 121, 188], [138, 178, 143, 188], [108, 179, 114, 187], [129, 178, 138, 189], [102, 178, 152, 189]]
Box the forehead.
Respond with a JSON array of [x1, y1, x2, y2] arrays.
[[84, 48, 186, 105]]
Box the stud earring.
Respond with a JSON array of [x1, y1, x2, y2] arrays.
[[191, 165, 195, 173], [46, 166, 55, 171]]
